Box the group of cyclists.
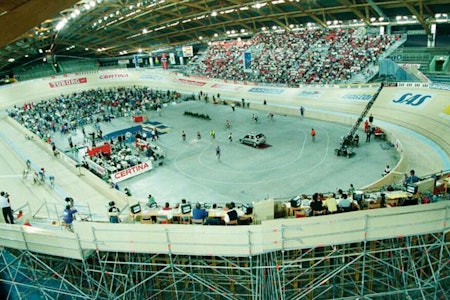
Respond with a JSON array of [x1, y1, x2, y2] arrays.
[[22, 160, 52, 186]]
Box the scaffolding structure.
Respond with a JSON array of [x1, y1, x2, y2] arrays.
[[1, 204, 449, 300]]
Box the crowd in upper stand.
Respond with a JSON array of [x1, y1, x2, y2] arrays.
[[192, 28, 401, 85]]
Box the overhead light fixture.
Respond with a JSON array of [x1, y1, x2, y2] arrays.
[[253, 3, 267, 9], [55, 18, 68, 31], [8, 58, 15, 62]]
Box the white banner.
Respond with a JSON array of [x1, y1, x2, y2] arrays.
[[85, 158, 107, 176], [111, 161, 152, 182]]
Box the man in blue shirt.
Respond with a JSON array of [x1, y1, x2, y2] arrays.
[[192, 203, 208, 224], [404, 169, 420, 185], [62, 205, 78, 232]]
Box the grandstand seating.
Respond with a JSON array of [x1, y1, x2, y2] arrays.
[[14, 63, 56, 81], [192, 28, 402, 85], [59, 59, 98, 73]]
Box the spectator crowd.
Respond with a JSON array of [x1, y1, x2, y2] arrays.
[[192, 28, 401, 85]]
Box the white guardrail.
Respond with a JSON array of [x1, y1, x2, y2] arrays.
[[0, 201, 448, 260]]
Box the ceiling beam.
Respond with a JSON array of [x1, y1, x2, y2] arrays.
[[338, 0, 371, 25], [402, 0, 430, 35]]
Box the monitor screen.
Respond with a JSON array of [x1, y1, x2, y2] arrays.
[[181, 204, 191, 214], [130, 203, 141, 214], [242, 203, 253, 215], [406, 184, 418, 194]]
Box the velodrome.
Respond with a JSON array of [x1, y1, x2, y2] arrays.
[[2, 0, 450, 298], [0, 70, 449, 299], [0, 69, 449, 219]]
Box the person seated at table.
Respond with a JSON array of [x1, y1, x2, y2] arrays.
[[175, 198, 188, 209], [338, 194, 359, 212], [309, 193, 326, 216], [300, 194, 310, 207], [322, 193, 338, 214], [146, 194, 156, 208], [223, 202, 242, 225], [162, 202, 172, 211], [191, 203, 208, 224]]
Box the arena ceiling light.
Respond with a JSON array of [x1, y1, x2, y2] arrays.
[[55, 18, 68, 31], [371, 17, 389, 26], [252, 3, 267, 9], [434, 13, 449, 23]]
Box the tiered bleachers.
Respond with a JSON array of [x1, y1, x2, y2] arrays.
[[192, 40, 252, 80], [59, 58, 98, 73], [192, 29, 401, 85], [14, 63, 56, 81]]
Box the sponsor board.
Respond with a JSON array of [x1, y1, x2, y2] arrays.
[[210, 83, 242, 91], [85, 158, 107, 176], [429, 83, 450, 91], [99, 73, 129, 80], [392, 93, 433, 107], [248, 87, 284, 95], [182, 45, 193, 57], [48, 77, 87, 88], [139, 74, 164, 81], [111, 161, 152, 182], [175, 78, 207, 86], [298, 90, 320, 98], [341, 94, 373, 101]]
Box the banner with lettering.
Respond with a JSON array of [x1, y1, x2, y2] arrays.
[[111, 161, 153, 182]]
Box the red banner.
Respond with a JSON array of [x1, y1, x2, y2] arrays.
[[161, 53, 169, 70], [48, 77, 87, 88]]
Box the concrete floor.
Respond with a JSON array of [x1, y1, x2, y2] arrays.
[[51, 100, 399, 207]]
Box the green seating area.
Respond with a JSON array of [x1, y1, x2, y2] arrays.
[[58, 59, 98, 73]]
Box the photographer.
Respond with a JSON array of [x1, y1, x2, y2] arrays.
[[0, 191, 14, 224]]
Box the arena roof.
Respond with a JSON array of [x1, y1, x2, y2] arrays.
[[0, 0, 449, 73]]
